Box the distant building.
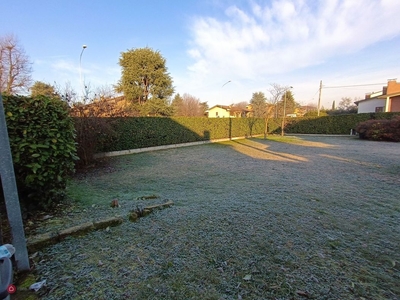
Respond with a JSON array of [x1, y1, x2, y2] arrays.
[[207, 105, 251, 118], [355, 79, 400, 113]]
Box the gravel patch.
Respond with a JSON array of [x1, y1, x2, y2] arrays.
[[25, 136, 400, 299]]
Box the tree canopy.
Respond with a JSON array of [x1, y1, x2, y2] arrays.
[[250, 92, 267, 118], [139, 98, 173, 117], [116, 47, 174, 104], [275, 90, 299, 116], [30, 81, 57, 98]]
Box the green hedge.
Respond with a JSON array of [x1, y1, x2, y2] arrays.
[[94, 117, 265, 152], [2, 95, 77, 208], [75, 112, 400, 156], [284, 112, 400, 134]]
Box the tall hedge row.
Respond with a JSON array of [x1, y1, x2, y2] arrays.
[[94, 117, 266, 152], [284, 112, 400, 134], [77, 112, 400, 157], [2, 95, 77, 208]]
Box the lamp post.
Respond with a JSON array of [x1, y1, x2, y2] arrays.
[[79, 44, 87, 100], [281, 86, 293, 136], [222, 80, 231, 88]]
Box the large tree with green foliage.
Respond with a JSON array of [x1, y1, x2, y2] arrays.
[[250, 92, 267, 118], [116, 47, 174, 104], [139, 98, 173, 116], [30, 81, 57, 98], [171, 93, 184, 115], [277, 90, 298, 116]]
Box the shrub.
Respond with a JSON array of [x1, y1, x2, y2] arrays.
[[355, 116, 400, 142], [2, 95, 78, 208]]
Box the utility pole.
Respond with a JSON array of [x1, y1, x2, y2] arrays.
[[281, 86, 293, 136], [281, 91, 287, 136], [317, 80, 322, 116], [0, 94, 30, 271]]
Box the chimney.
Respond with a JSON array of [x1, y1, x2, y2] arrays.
[[382, 86, 387, 95], [365, 93, 370, 99]]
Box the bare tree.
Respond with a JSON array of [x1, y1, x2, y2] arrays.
[[268, 83, 287, 118], [338, 97, 357, 110], [172, 93, 206, 117], [54, 81, 78, 105], [0, 34, 32, 94]]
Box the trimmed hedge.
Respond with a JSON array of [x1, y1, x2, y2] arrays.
[[94, 117, 266, 152], [75, 112, 400, 157], [2, 95, 77, 208], [284, 112, 400, 134]]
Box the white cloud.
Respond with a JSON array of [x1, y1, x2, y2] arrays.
[[51, 59, 78, 73], [187, 0, 400, 81]]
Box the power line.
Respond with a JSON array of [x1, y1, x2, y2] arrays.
[[323, 83, 386, 89]]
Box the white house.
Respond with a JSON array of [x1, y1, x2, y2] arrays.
[[355, 79, 400, 113], [355, 91, 386, 113]]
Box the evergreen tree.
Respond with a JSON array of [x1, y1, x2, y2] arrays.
[[250, 92, 267, 117], [116, 47, 174, 104]]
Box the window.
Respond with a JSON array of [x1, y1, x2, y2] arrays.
[[375, 107, 384, 112]]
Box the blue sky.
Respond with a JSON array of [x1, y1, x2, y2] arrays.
[[2, 0, 400, 108]]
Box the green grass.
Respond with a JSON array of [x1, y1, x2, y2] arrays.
[[31, 136, 400, 299]]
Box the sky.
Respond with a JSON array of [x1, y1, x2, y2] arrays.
[[2, 0, 400, 108]]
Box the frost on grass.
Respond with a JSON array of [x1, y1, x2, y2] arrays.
[[29, 137, 400, 300]]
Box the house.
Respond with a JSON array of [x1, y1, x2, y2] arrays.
[[355, 79, 400, 113], [207, 105, 251, 118]]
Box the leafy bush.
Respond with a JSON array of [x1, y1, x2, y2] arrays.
[[356, 116, 400, 142], [3, 95, 78, 208]]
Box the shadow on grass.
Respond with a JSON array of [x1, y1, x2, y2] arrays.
[[228, 139, 308, 162]]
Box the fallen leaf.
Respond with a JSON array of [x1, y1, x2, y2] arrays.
[[243, 274, 252, 281]]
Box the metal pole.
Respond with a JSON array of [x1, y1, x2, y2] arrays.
[[222, 80, 231, 88], [317, 80, 322, 116], [281, 91, 287, 136], [79, 45, 87, 100], [0, 94, 30, 271]]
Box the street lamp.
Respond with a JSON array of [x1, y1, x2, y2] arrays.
[[222, 80, 231, 88], [281, 86, 293, 136], [79, 44, 87, 100]]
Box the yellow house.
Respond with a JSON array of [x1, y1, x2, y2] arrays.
[[207, 105, 231, 118], [207, 105, 251, 118]]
